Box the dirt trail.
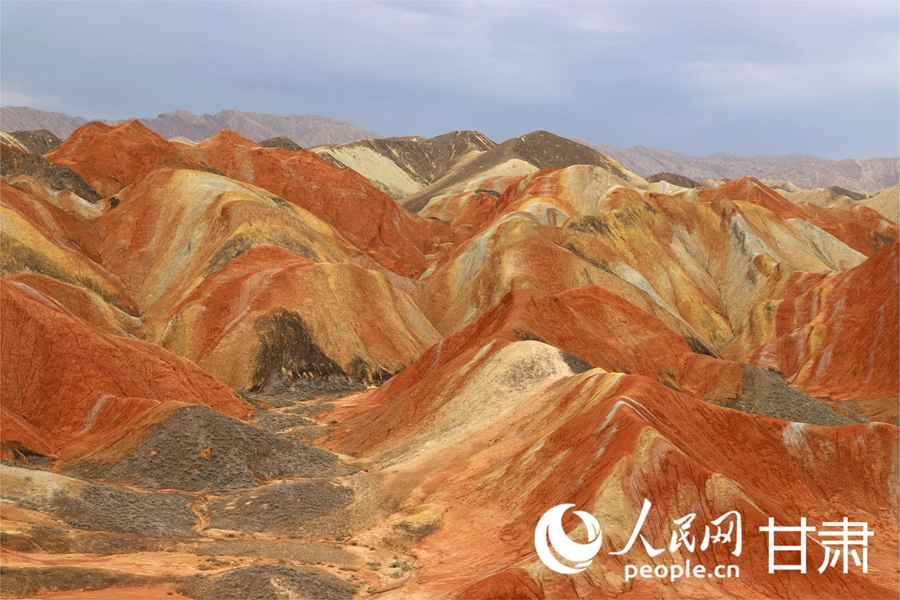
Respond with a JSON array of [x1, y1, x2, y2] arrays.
[[187, 496, 210, 537]]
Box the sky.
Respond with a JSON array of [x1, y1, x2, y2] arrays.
[[1, 1, 898, 159]]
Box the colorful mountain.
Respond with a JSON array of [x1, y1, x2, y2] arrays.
[[1, 121, 896, 599]]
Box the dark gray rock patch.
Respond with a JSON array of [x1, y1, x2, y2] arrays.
[[684, 335, 717, 357], [51, 485, 197, 538], [260, 136, 303, 151], [565, 215, 612, 236], [1, 474, 195, 538], [0, 567, 164, 598], [510, 130, 629, 178], [178, 564, 357, 600], [7, 129, 63, 155], [724, 364, 862, 426], [1, 144, 101, 202], [558, 349, 595, 374], [69, 405, 353, 493], [251, 309, 348, 391], [514, 329, 546, 343], [828, 185, 867, 201], [646, 172, 704, 189], [0, 527, 177, 555], [206, 479, 354, 537], [253, 410, 316, 433], [255, 374, 366, 406], [0, 440, 54, 467]]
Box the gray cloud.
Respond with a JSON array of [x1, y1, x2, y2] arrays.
[[1, 1, 897, 158]]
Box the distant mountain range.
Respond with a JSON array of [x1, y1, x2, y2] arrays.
[[0, 106, 381, 147], [579, 139, 898, 192], [2, 106, 896, 190], [0, 106, 90, 138]]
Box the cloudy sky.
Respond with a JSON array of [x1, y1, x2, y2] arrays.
[[2, 1, 897, 158]]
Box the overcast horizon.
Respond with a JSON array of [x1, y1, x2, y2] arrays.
[[2, 1, 898, 160]]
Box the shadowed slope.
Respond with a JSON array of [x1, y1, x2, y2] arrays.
[[148, 245, 440, 391], [259, 136, 303, 151]]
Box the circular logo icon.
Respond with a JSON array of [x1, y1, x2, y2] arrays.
[[534, 504, 603, 574]]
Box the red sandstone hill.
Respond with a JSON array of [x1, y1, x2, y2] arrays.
[[739, 242, 899, 421], [323, 312, 897, 598], [0, 280, 249, 461], [182, 129, 453, 277], [698, 177, 898, 256], [326, 286, 742, 457], [44, 120, 206, 198]]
